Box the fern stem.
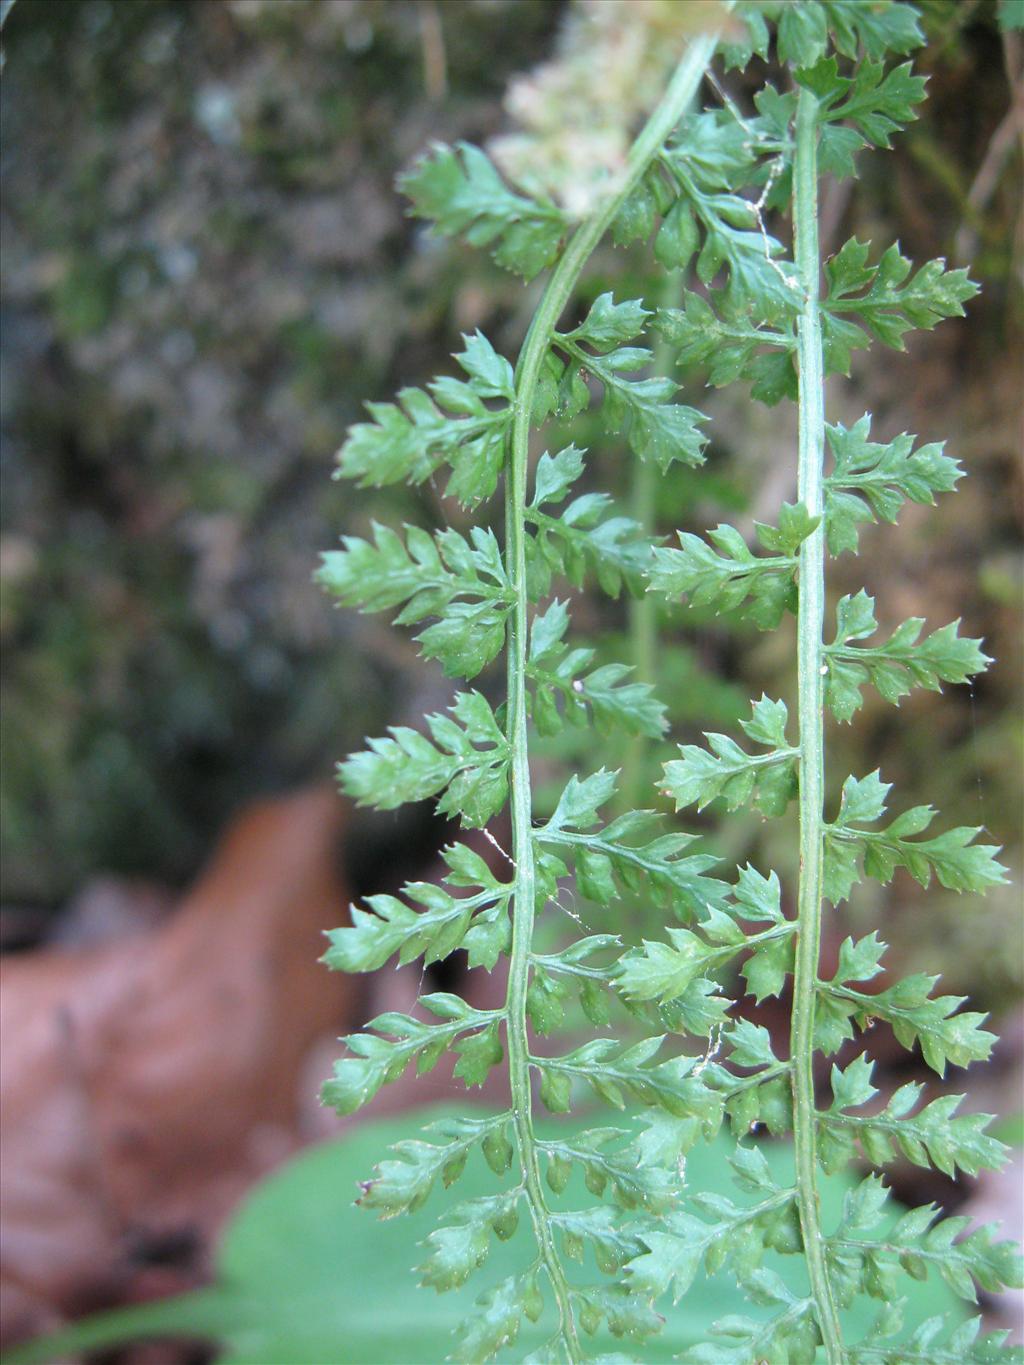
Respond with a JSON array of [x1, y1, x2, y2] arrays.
[[503, 35, 717, 1358], [791, 85, 845, 1364]]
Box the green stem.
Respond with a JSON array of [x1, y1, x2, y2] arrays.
[[790, 87, 845, 1364], [503, 34, 717, 1360]]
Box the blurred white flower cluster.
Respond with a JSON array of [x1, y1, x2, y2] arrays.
[[490, 0, 732, 218]]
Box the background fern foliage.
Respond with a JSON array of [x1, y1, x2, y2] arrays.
[[319, 3, 1022, 1362]]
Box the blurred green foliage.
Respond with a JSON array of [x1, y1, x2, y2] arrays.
[[3, 1105, 971, 1365]]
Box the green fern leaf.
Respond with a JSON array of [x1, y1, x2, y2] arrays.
[[526, 447, 653, 598], [655, 111, 799, 310], [537, 805, 729, 918], [821, 0, 925, 60], [565, 292, 651, 352], [849, 1307, 1024, 1364], [824, 414, 963, 554], [358, 1113, 512, 1218], [686, 1268, 819, 1363], [418, 1191, 522, 1291], [452, 1272, 530, 1363], [824, 238, 979, 355], [662, 695, 799, 815], [534, 1036, 724, 1132], [539, 1126, 677, 1213], [552, 1206, 647, 1275], [655, 292, 798, 405], [527, 599, 667, 739], [399, 141, 566, 280], [321, 995, 501, 1115], [825, 591, 990, 720], [777, 0, 829, 66], [797, 57, 926, 175], [340, 691, 509, 828], [321, 875, 510, 974], [820, 940, 999, 1074], [649, 507, 817, 627], [829, 1174, 1023, 1306], [319, 523, 511, 678], [571, 348, 709, 471], [821, 1055, 1009, 1177], [628, 1181, 798, 1304], [824, 771, 1007, 903], [336, 332, 514, 506]]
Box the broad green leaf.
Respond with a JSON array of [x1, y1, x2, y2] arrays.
[[721, 3, 771, 70], [755, 502, 821, 555], [8, 1108, 972, 1365]]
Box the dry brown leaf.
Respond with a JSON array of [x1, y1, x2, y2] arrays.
[[0, 786, 354, 1349]]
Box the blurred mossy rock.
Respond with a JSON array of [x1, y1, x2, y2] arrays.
[[0, 0, 558, 909], [0, 787, 355, 1351]]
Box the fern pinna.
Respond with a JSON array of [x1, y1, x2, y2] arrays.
[[318, 3, 1022, 1362]]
